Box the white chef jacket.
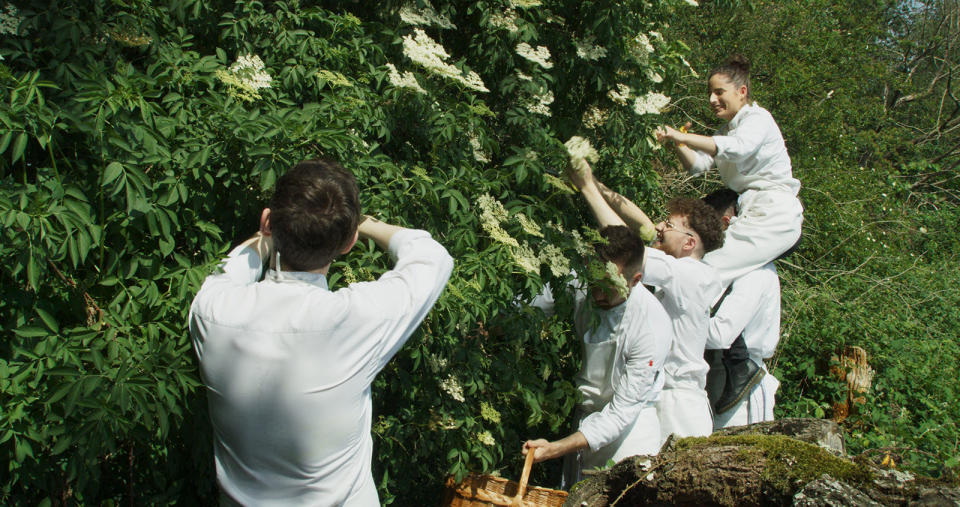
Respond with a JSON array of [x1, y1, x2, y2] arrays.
[[688, 102, 800, 196], [643, 248, 721, 390], [189, 229, 453, 506], [707, 262, 782, 429], [531, 281, 673, 452]]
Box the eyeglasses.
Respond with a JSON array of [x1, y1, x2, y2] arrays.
[[662, 220, 694, 237]]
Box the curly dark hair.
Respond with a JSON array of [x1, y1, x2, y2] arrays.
[[709, 54, 752, 100], [666, 197, 725, 254], [596, 225, 645, 272], [702, 188, 740, 216]]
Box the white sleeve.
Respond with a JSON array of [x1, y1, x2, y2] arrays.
[[713, 113, 770, 166], [688, 149, 716, 176], [578, 301, 665, 451], [347, 229, 454, 373], [706, 275, 763, 349]]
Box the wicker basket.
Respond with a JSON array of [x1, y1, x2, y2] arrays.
[[442, 452, 568, 507]]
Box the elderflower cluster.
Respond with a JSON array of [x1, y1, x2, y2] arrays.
[[516, 43, 553, 69], [524, 89, 554, 116], [0, 4, 22, 36], [480, 402, 502, 424], [478, 194, 519, 247], [426, 353, 449, 373], [628, 33, 655, 63], [543, 173, 576, 194], [540, 244, 571, 277], [683, 0, 699, 6], [515, 213, 543, 237], [607, 83, 631, 105], [385, 63, 426, 94], [469, 134, 490, 163], [646, 68, 664, 83], [440, 375, 465, 402], [316, 69, 353, 88], [575, 36, 608, 61], [582, 106, 609, 129], [215, 54, 273, 102], [516, 71, 533, 81], [509, 0, 542, 7], [605, 261, 630, 297], [399, 2, 455, 29], [570, 230, 593, 257], [402, 29, 488, 92], [477, 431, 496, 447], [512, 242, 540, 273], [565, 136, 600, 175], [633, 91, 671, 115], [489, 8, 519, 33]]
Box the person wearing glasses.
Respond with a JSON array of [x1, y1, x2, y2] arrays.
[[655, 55, 802, 287], [562, 160, 724, 445]]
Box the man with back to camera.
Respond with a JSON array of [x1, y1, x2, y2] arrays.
[[702, 188, 782, 428], [189, 159, 453, 506], [562, 160, 725, 445]]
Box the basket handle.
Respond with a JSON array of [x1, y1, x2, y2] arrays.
[[511, 451, 537, 506]]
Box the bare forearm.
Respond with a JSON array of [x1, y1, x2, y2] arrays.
[[357, 215, 405, 250], [595, 182, 656, 242], [580, 180, 627, 229], [524, 432, 590, 463], [674, 132, 717, 157]]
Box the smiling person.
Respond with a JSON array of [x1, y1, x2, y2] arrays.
[[655, 55, 803, 287]]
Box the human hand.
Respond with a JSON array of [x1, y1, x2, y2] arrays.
[[565, 158, 594, 191], [522, 439, 557, 463]]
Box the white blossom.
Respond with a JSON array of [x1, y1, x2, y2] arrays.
[[402, 29, 489, 92], [516, 71, 534, 81], [604, 261, 630, 298], [489, 8, 520, 33], [399, 2, 455, 29], [0, 5, 23, 36], [511, 242, 540, 273], [478, 194, 519, 247], [469, 134, 490, 163], [516, 42, 553, 69], [515, 213, 543, 237], [628, 33, 654, 62], [582, 106, 609, 129], [480, 402, 502, 424], [216, 53, 273, 102], [683, 0, 699, 6], [385, 63, 426, 94], [607, 83, 631, 105], [575, 36, 607, 61], [633, 91, 671, 115], [524, 89, 554, 116], [646, 68, 664, 83], [509, 0, 542, 7], [477, 430, 496, 446], [440, 375, 465, 402], [540, 244, 571, 277], [566, 136, 600, 176]]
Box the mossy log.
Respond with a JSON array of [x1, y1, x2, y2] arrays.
[[564, 418, 960, 506]]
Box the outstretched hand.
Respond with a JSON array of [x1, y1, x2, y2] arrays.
[[566, 158, 595, 191], [655, 121, 692, 145], [522, 439, 556, 464]]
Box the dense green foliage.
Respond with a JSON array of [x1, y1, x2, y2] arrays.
[[0, 0, 697, 503], [1, 0, 957, 504], [666, 0, 960, 477]]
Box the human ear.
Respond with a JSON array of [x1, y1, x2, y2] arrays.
[[260, 208, 272, 235], [340, 229, 359, 254], [629, 270, 643, 288]]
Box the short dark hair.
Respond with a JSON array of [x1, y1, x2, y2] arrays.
[[596, 225, 645, 273], [269, 159, 361, 271], [702, 188, 739, 216], [709, 54, 752, 100], [666, 197, 725, 254]]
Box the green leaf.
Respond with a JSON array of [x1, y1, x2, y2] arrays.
[[11, 132, 27, 164], [35, 308, 59, 333], [103, 162, 124, 187]]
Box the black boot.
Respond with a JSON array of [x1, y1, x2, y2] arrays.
[[715, 336, 764, 415], [704, 349, 726, 410]]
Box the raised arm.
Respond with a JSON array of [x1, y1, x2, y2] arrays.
[[595, 181, 657, 242], [357, 215, 405, 250], [566, 161, 626, 229], [656, 125, 717, 175]]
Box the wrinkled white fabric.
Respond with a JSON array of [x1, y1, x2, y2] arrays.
[[190, 229, 453, 506], [688, 102, 804, 285], [707, 263, 782, 429]]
